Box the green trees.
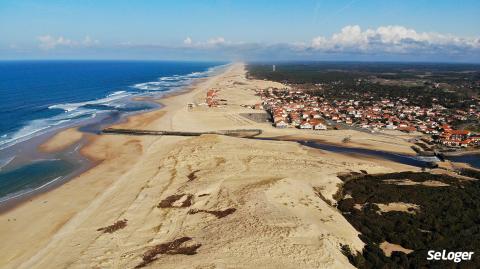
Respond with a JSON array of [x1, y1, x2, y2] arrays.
[[336, 172, 480, 268]]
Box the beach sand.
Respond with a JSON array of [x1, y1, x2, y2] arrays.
[[0, 63, 420, 268], [38, 127, 84, 153]]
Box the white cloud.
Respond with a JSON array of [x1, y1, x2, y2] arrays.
[[173, 26, 479, 59], [42, 26, 477, 61], [310, 25, 480, 53], [206, 37, 226, 46], [182, 36, 228, 48], [38, 35, 74, 50], [38, 35, 99, 50], [82, 35, 100, 47], [183, 37, 192, 45], [123, 26, 478, 59]]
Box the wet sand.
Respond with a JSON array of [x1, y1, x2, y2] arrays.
[[38, 127, 84, 153]]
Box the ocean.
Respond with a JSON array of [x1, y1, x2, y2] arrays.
[[0, 60, 226, 203]]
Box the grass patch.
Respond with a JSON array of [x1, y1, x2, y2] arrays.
[[187, 170, 200, 181], [188, 208, 237, 219], [97, 219, 127, 234], [157, 194, 194, 208], [135, 237, 201, 268]]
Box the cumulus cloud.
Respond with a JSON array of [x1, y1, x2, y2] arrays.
[[81, 36, 100, 47], [46, 25, 477, 61], [310, 25, 480, 54], [168, 28, 479, 61], [206, 37, 226, 46], [183, 37, 192, 45], [182, 36, 229, 48], [38, 35, 99, 50], [120, 26, 478, 60], [176, 26, 478, 59]]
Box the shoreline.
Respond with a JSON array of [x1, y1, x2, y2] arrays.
[[0, 68, 224, 212]]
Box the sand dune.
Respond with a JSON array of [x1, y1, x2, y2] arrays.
[[0, 63, 418, 268]]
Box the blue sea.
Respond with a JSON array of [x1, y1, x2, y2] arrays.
[[0, 60, 226, 203]]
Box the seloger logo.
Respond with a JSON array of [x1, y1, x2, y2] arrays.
[[427, 250, 474, 263]]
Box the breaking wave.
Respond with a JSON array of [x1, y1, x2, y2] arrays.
[[0, 65, 227, 151], [131, 65, 225, 91]]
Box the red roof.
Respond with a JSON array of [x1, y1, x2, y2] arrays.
[[448, 130, 470, 135]]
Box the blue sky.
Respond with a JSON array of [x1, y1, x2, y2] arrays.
[[1, 0, 479, 62]]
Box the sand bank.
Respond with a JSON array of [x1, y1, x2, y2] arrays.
[[38, 127, 84, 153]]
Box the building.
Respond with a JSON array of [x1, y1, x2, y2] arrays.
[[275, 120, 288, 128], [299, 121, 312, 129]]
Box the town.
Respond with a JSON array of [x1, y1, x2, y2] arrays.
[[257, 87, 480, 149]]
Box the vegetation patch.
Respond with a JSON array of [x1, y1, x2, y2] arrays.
[[458, 168, 480, 180], [335, 171, 480, 268], [337, 171, 364, 182], [312, 186, 333, 206], [135, 237, 201, 268], [188, 208, 236, 218], [97, 219, 128, 234], [187, 170, 200, 181], [157, 194, 194, 208], [383, 178, 451, 187]]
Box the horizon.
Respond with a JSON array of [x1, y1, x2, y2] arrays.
[[1, 1, 480, 62], [2, 59, 480, 66]]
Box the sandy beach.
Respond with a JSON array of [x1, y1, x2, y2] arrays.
[[0, 63, 421, 268]]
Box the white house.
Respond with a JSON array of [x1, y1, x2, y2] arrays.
[[275, 120, 288, 128], [314, 123, 327, 130], [299, 121, 312, 129]]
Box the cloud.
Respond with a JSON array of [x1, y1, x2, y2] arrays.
[[38, 35, 74, 50], [206, 37, 226, 46], [175, 27, 478, 60], [33, 26, 478, 61], [183, 37, 192, 45], [310, 25, 480, 54], [181, 36, 229, 49], [118, 26, 479, 59], [38, 35, 99, 50], [81, 36, 100, 47]]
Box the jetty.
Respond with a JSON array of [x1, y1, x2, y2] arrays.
[[102, 128, 262, 138]]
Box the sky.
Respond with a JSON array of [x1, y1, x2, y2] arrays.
[[0, 0, 479, 62]]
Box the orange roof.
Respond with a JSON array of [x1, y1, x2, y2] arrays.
[[309, 119, 324, 125], [442, 124, 451, 129], [449, 130, 470, 135]]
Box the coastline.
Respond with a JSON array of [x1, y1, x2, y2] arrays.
[[0, 67, 224, 212], [0, 63, 436, 269]]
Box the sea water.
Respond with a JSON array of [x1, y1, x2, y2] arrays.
[[0, 60, 226, 203]]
